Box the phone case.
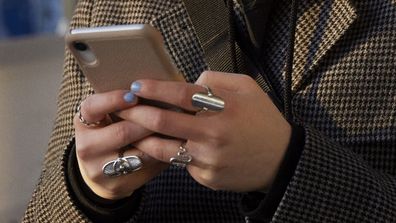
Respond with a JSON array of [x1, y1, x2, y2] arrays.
[[65, 24, 184, 93]]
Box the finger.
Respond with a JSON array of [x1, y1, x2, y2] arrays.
[[78, 147, 168, 200], [80, 90, 138, 123], [131, 80, 207, 112], [195, 71, 256, 92], [117, 105, 206, 141], [135, 137, 209, 169], [134, 136, 194, 164], [98, 148, 166, 174], [75, 119, 153, 159], [80, 147, 146, 179]]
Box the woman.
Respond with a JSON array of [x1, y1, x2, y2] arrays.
[[24, 0, 396, 222]]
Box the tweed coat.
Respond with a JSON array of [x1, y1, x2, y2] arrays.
[[23, 0, 396, 222]]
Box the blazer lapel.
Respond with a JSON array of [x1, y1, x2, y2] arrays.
[[176, 0, 358, 95], [292, 0, 357, 91], [152, 0, 254, 84], [150, 2, 209, 83]]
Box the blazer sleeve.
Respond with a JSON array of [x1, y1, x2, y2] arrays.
[[247, 125, 396, 222], [21, 1, 144, 222], [66, 138, 145, 223]]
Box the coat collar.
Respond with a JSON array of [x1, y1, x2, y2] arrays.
[[292, 0, 357, 91]]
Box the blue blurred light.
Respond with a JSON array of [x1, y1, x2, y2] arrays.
[[0, 0, 63, 38]]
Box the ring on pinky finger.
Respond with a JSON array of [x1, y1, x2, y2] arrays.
[[77, 105, 106, 127]]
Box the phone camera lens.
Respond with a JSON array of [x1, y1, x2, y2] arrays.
[[73, 42, 88, 51]]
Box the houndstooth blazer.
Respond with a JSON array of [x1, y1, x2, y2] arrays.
[[23, 0, 396, 222]]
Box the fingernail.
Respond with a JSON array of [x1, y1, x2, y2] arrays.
[[131, 82, 142, 92], [123, 92, 135, 103]]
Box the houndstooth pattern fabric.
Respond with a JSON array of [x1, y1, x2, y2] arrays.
[[23, 0, 396, 222], [261, 0, 396, 222]]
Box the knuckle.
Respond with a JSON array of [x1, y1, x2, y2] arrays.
[[201, 70, 212, 78], [206, 128, 227, 148], [150, 111, 168, 130], [178, 85, 192, 106], [113, 123, 132, 146], [150, 142, 166, 161], [75, 141, 92, 160], [239, 75, 257, 88], [196, 71, 211, 84], [105, 185, 122, 196], [205, 154, 221, 169], [141, 137, 166, 161], [108, 92, 122, 107], [81, 97, 94, 114], [204, 153, 227, 173], [104, 184, 130, 199], [86, 169, 102, 182], [240, 74, 254, 82], [198, 170, 222, 191], [93, 181, 121, 197]]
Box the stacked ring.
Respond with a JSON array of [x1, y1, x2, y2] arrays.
[[170, 142, 193, 168]]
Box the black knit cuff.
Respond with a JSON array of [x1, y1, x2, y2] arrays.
[[66, 140, 144, 223], [239, 124, 305, 222]]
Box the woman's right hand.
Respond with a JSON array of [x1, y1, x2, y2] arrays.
[[73, 90, 168, 200]]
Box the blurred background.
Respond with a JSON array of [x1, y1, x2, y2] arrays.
[[0, 0, 77, 222]]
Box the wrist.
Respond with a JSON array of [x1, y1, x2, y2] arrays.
[[83, 176, 135, 200], [66, 140, 145, 222], [240, 124, 305, 221]]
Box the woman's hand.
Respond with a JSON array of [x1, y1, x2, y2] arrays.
[[73, 90, 168, 200], [117, 71, 292, 192]]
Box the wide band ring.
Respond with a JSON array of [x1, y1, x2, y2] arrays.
[[170, 142, 192, 168], [192, 85, 225, 113], [102, 155, 143, 177], [77, 105, 103, 127]]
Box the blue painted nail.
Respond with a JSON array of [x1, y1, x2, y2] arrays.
[[131, 82, 142, 92], [123, 92, 135, 103]]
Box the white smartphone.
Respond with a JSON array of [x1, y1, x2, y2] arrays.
[[65, 24, 185, 93]]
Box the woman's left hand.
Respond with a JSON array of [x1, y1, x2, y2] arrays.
[[117, 71, 292, 192]]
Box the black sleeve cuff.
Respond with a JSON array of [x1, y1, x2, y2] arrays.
[[66, 139, 144, 223], [239, 123, 305, 222]]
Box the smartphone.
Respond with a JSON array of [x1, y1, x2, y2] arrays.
[[65, 24, 184, 93]]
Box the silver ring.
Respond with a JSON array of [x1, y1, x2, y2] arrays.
[[102, 155, 143, 177], [170, 142, 192, 168], [192, 85, 225, 113], [77, 105, 103, 127]]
